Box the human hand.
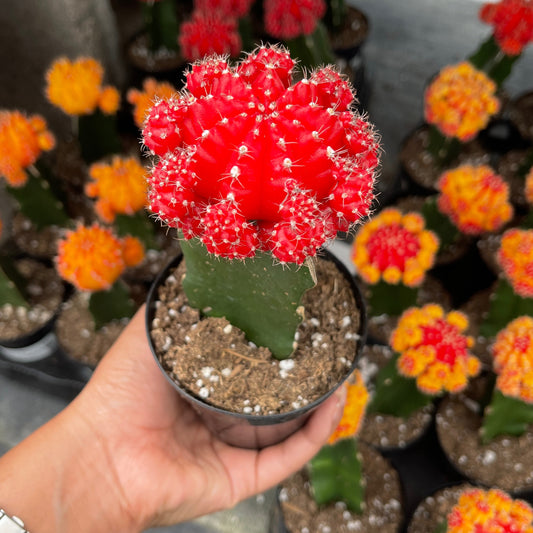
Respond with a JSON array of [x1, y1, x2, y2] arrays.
[[68, 305, 347, 530]]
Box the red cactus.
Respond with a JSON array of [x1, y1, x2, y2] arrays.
[[264, 0, 327, 39], [178, 11, 242, 61], [143, 45, 379, 264]]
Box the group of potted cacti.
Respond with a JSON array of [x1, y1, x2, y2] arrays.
[[2, 0, 533, 532]]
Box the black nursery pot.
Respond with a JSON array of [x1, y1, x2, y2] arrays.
[[146, 249, 367, 449]]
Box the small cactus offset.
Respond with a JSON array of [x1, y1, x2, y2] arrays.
[[481, 228, 533, 338], [0, 110, 68, 231], [143, 45, 379, 359], [481, 316, 533, 443], [436, 487, 533, 533], [309, 371, 369, 513], [0, 219, 28, 308], [368, 304, 481, 418], [351, 207, 439, 316], [55, 223, 145, 330]]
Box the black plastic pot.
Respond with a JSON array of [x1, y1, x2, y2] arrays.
[[146, 249, 367, 449]]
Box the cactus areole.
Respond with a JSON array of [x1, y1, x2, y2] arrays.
[[143, 45, 379, 358]]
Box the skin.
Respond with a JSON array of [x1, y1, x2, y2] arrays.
[[0, 306, 346, 533]]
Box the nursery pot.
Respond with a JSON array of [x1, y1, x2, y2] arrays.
[[146, 249, 368, 449]]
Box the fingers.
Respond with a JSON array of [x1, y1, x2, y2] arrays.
[[252, 385, 347, 494]]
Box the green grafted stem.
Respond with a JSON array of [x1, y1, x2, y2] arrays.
[[481, 389, 533, 444], [433, 521, 448, 533], [468, 35, 500, 70], [0, 257, 28, 308], [480, 279, 533, 339], [488, 54, 520, 88], [115, 212, 158, 250], [309, 438, 364, 513], [368, 281, 418, 317], [179, 238, 316, 360], [422, 196, 461, 252], [286, 22, 336, 71], [367, 353, 433, 418], [78, 111, 122, 164], [6, 170, 69, 231], [88, 280, 136, 331], [143, 0, 179, 52], [426, 125, 461, 169], [326, 0, 347, 30]]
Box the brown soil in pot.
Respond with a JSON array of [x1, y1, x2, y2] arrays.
[[399, 125, 490, 193], [406, 483, 474, 533], [127, 33, 185, 74], [436, 376, 533, 493], [496, 149, 532, 210], [149, 256, 363, 416], [0, 258, 65, 341], [509, 92, 533, 142], [10, 213, 63, 260], [277, 442, 403, 533], [329, 6, 369, 58], [357, 344, 435, 450]]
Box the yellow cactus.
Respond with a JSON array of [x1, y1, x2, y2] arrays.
[[492, 316, 533, 403], [86, 156, 148, 223], [437, 164, 514, 235], [446, 488, 533, 533], [424, 61, 500, 141], [0, 110, 55, 187], [45, 57, 120, 116], [56, 223, 144, 292], [127, 77, 176, 129], [328, 370, 369, 444], [498, 228, 533, 298], [352, 208, 439, 288], [391, 304, 480, 396]]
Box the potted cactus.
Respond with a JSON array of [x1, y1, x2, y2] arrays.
[[54, 223, 145, 367], [142, 44, 380, 448], [360, 303, 481, 451], [436, 315, 533, 494], [273, 371, 404, 533], [350, 206, 441, 343], [407, 485, 533, 533]]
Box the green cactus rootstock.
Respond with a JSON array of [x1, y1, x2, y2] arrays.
[[6, 171, 68, 231], [88, 279, 136, 331], [78, 111, 122, 164], [309, 438, 365, 514], [422, 196, 461, 252], [326, 0, 347, 30], [286, 22, 336, 71], [368, 280, 418, 317], [180, 237, 316, 360], [0, 258, 28, 308], [481, 389, 533, 444], [367, 353, 433, 419], [480, 279, 533, 339]]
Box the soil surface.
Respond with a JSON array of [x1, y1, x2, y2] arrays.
[[149, 255, 363, 416]]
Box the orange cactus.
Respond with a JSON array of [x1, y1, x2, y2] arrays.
[[86, 156, 148, 223], [56, 223, 144, 292], [127, 78, 176, 129], [0, 110, 55, 187], [328, 370, 369, 444], [447, 487, 533, 533], [391, 304, 480, 395], [352, 208, 439, 287], [45, 57, 120, 116], [437, 164, 514, 235], [525, 166, 533, 205], [492, 316, 533, 403], [498, 228, 533, 298], [424, 61, 500, 142]]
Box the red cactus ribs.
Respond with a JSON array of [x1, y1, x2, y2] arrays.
[[143, 45, 379, 264]]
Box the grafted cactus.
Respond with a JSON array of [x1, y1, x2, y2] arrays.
[[143, 45, 379, 358]]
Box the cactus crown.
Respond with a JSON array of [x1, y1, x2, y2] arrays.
[[0, 110, 55, 188], [498, 228, 533, 298], [86, 156, 148, 223], [127, 78, 176, 129], [437, 164, 514, 236], [143, 44, 379, 265], [264, 0, 327, 39], [391, 304, 480, 396], [45, 56, 120, 117], [179, 11, 242, 61], [480, 0, 533, 56], [424, 61, 500, 142], [352, 207, 439, 288], [444, 488, 533, 533]]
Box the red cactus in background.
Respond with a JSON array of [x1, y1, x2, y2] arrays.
[[264, 0, 327, 39], [480, 0, 533, 56], [179, 11, 242, 61], [143, 45, 379, 265]]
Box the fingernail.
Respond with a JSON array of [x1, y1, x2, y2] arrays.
[[334, 384, 347, 409]]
